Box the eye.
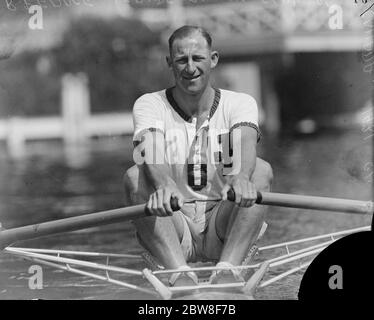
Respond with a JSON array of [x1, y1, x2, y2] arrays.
[[176, 58, 187, 64]]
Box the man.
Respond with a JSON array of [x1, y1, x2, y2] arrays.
[[124, 25, 273, 286]]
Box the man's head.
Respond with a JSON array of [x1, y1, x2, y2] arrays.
[[166, 26, 219, 95]]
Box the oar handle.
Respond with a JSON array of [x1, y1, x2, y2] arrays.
[[227, 189, 264, 204], [169, 189, 256, 210], [171, 189, 373, 215], [220, 189, 372, 216], [169, 188, 237, 211], [225, 189, 372, 228]]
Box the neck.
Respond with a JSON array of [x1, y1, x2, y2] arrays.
[[172, 85, 215, 117]]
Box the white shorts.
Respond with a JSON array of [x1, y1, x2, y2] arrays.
[[176, 200, 235, 263]]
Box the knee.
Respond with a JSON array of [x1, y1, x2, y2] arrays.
[[262, 160, 274, 185], [123, 165, 138, 193], [123, 165, 153, 205], [123, 167, 135, 205], [253, 158, 273, 191]]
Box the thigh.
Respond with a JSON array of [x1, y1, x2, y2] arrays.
[[133, 211, 187, 243], [170, 211, 188, 241], [203, 200, 238, 260], [214, 157, 271, 238], [211, 200, 237, 242]]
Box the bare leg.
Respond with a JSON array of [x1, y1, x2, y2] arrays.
[[132, 215, 187, 269], [216, 158, 273, 265], [123, 165, 188, 269]]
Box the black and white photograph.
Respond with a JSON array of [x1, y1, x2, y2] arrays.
[[0, 0, 373, 305]]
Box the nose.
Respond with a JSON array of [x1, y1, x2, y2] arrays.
[[185, 58, 196, 75]]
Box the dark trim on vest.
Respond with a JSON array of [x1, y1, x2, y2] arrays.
[[229, 122, 262, 143], [165, 87, 221, 123]]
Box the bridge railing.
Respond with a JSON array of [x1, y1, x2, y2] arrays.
[[135, 0, 367, 52]]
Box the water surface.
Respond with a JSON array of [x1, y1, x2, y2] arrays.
[[0, 131, 372, 300]]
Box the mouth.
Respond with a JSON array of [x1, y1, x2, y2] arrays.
[[182, 74, 201, 81]]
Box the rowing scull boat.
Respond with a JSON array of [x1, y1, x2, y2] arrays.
[[3, 225, 370, 299], [0, 191, 372, 299]]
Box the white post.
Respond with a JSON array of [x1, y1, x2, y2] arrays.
[[7, 117, 26, 158], [218, 62, 264, 124], [280, 1, 296, 34], [61, 73, 90, 146], [64, 143, 91, 169], [264, 88, 281, 135], [168, 0, 185, 29]]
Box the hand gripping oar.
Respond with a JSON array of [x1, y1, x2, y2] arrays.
[[1, 190, 372, 249]]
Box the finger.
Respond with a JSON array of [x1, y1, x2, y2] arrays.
[[150, 194, 161, 216], [250, 182, 258, 205], [157, 190, 167, 216], [151, 194, 160, 216], [241, 198, 250, 207], [239, 195, 247, 207], [153, 192, 165, 216], [147, 196, 154, 215], [177, 196, 184, 209], [233, 185, 242, 205], [240, 182, 249, 207], [244, 194, 255, 207], [221, 185, 231, 201], [249, 185, 257, 202], [245, 185, 257, 207], [244, 185, 255, 207], [163, 189, 173, 215], [171, 192, 184, 211]]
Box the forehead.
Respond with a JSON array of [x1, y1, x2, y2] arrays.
[[171, 33, 210, 56]]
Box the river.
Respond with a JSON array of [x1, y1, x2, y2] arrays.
[[0, 130, 372, 299]]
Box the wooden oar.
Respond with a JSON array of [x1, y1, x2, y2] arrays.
[[0, 204, 147, 250], [255, 191, 373, 215], [0, 191, 372, 250]]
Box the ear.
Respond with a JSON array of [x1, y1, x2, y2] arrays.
[[210, 50, 219, 69], [166, 55, 172, 68]]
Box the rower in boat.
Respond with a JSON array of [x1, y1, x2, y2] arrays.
[[123, 25, 273, 288]]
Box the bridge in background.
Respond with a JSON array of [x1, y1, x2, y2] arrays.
[[0, 0, 371, 158], [130, 0, 370, 54], [130, 0, 372, 135]]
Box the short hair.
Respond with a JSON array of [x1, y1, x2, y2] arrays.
[[168, 25, 212, 54]]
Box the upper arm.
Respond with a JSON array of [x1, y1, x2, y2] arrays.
[[229, 94, 261, 143], [231, 125, 258, 150], [133, 94, 165, 145], [132, 95, 166, 165]]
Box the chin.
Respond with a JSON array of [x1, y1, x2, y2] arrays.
[[180, 82, 206, 95], [185, 86, 202, 95]]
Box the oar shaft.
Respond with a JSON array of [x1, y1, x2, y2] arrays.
[[257, 192, 373, 215], [1, 192, 372, 249], [0, 204, 147, 249]]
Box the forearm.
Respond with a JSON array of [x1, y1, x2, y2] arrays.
[[140, 131, 176, 189], [144, 162, 176, 189], [231, 127, 257, 180], [235, 144, 256, 180], [134, 132, 183, 216]]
